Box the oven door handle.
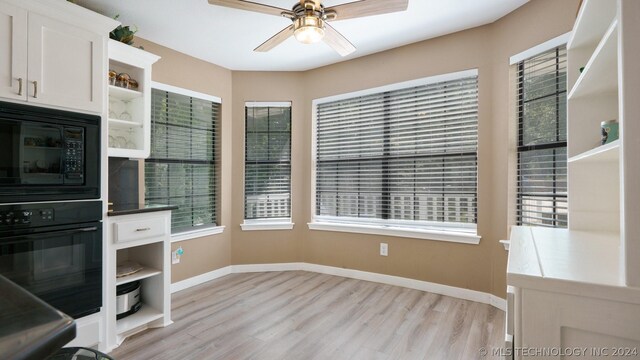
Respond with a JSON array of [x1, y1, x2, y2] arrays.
[[0, 226, 99, 243]]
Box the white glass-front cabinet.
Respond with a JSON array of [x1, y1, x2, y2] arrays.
[[0, 0, 116, 113], [107, 40, 160, 159]]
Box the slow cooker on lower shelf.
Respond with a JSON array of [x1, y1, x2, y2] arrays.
[[116, 280, 142, 320]]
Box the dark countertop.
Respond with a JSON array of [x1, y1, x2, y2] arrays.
[[107, 203, 178, 216], [0, 275, 76, 360]]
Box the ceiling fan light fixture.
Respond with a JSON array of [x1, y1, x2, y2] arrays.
[[293, 16, 325, 44]]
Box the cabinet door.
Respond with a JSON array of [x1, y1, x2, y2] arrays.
[[0, 3, 27, 101], [27, 13, 104, 113]]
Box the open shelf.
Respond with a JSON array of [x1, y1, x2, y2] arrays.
[[568, 20, 618, 100], [109, 85, 143, 101], [116, 267, 162, 286], [568, 0, 617, 50], [109, 118, 143, 128], [116, 304, 163, 335], [568, 139, 619, 163]]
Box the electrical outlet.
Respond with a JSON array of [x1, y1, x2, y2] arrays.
[[380, 243, 388, 256], [172, 250, 180, 264]]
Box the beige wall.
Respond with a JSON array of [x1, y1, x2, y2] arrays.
[[231, 72, 305, 264], [134, 38, 234, 283], [137, 0, 578, 296]]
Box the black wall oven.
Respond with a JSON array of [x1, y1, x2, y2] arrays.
[[0, 201, 102, 319], [0, 101, 100, 203]]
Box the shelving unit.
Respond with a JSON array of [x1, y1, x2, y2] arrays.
[[106, 211, 172, 348], [567, 20, 617, 100], [115, 306, 164, 335], [567, 139, 619, 163], [115, 267, 162, 286], [107, 39, 160, 159], [108, 85, 143, 101], [507, 0, 640, 355]]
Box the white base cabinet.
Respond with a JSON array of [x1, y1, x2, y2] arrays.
[[106, 211, 172, 350], [507, 227, 640, 360]]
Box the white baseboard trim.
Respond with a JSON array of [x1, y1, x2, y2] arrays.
[[170, 266, 232, 293], [231, 263, 305, 273], [171, 262, 507, 311], [489, 294, 507, 312]]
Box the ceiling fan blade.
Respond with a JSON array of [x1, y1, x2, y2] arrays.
[[208, 0, 293, 17], [254, 24, 295, 52], [326, 0, 408, 21], [323, 23, 356, 56]]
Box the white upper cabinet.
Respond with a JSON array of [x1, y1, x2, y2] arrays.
[[0, 0, 118, 113], [0, 3, 27, 101], [27, 13, 103, 112]]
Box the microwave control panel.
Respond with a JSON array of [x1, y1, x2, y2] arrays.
[[63, 128, 84, 183]]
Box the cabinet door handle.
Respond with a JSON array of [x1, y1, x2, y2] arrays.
[[17, 78, 23, 96], [32, 81, 38, 98], [136, 227, 151, 232]]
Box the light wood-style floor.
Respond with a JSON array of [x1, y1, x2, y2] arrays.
[[110, 271, 505, 360]]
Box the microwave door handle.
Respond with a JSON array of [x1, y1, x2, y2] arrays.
[[0, 226, 99, 243]]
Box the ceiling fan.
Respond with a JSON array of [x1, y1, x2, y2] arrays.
[[207, 0, 409, 56]]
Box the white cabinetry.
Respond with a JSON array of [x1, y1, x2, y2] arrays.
[[106, 211, 172, 348], [0, 0, 117, 113], [0, 3, 27, 101], [107, 40, 160, 158], [507, 0, 640, 357]]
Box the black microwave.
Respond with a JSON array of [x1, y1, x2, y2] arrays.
[[0, 101, 100, 203]]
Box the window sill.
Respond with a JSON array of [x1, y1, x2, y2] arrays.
[[307, 222, 480, 244], [171, 226, 225, 243], [241, 221, 295, 231]]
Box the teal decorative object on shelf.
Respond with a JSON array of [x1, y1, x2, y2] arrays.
[[601, 119, 619, 145]]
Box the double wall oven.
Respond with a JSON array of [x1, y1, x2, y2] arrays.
[[0, 101, 103, 319]]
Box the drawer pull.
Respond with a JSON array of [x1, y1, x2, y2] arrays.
[[135, 227, 151, 232]]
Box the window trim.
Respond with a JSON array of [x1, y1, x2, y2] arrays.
[[148, 81, 222, 234], [509, 32, 571, 65], [171, 225, 225, 243], [241, 218, 294, 231], [309, 69, 479, 242], [514, 44, 568, 228], [151, 81, 222, 104], [307, 222, 480, 244], [243, 101, 293, 224]]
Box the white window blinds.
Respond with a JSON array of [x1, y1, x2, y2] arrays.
[[314, 71, 478, 231], [516, 46, 568, 228], [145, 88, 220, 233], [244, 103, 292, 220]]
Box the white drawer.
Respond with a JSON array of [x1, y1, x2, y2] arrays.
[[114, 216, 167, 244]]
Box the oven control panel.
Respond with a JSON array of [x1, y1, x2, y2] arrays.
[[0, 201, 100, 231], [0, 208, 54, 226]]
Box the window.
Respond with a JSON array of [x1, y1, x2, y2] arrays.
[[145, 85, 220, 233], [313, 70, 479, 237], [244, 102, 292, 224], [516, 46, 567, 227]]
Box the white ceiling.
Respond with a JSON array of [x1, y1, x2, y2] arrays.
[[75, 0, 528, 71]]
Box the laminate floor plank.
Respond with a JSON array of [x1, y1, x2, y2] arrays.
[[110, 271, 506, 360]]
